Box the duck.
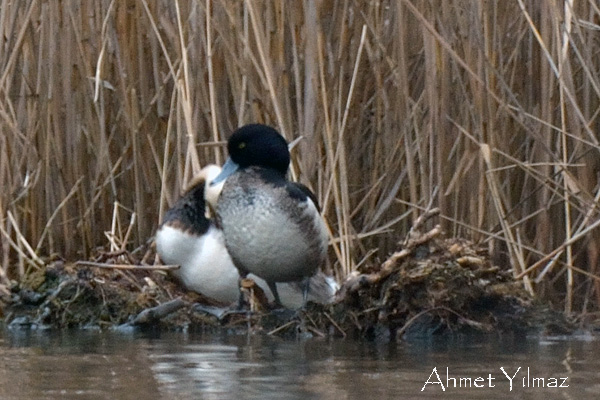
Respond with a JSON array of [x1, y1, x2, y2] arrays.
[[155, 164, 337, 309], [211, 124, 330, 307]]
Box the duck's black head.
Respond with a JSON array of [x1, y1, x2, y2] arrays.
[[228, 124, 290, 175]]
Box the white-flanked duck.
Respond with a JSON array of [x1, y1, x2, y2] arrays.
[[155, 164, 336, 309], [211, 124, 330, 307]]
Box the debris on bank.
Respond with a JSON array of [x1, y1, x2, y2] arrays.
[[0, 209, 573, 340], [329, 209, 572, 340]]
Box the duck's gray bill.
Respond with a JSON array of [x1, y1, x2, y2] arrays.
[[210, 157, 239, 186]]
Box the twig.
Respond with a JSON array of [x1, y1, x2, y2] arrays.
[[40, 278, 75, 308], [240, 278, 270, 312], [7, 211, 45, 267], [267, 320, 296, 336], [404, 207, 441, 244], [35, 176, 84, 253], [396, 308, 441, 338], [382, 224, 442, 272], [324, 311, 346, 338], [306, 325, 326, 338], [516, 216, 600, 279], [335, 271, 379, 299], [75, 261, 180, 271], [396, 306, 490, 339], [130, 297, 186, 325]]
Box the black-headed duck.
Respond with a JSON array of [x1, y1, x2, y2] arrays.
[[211, 124, 329, 307]]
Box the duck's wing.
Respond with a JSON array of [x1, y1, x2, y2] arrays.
[[286, 182, 322, 212]]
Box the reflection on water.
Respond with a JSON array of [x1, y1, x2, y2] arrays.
[[0, 327, 598, 399]]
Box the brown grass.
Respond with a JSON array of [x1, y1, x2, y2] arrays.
[[1, 0, 600, 315]]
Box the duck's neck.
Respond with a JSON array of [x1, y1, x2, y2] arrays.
[[162, 185, 211, 235]]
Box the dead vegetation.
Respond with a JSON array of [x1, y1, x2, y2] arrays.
[[1, 210, 572, 340], [1, 1, 600, 326]]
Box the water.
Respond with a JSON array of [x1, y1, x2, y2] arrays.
[[0, 328, 597, 399]]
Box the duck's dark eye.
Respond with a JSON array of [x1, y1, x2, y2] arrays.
[[238, 142, 246, 149]]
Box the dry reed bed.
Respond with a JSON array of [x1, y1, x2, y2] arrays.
[[1, 1, 599, 317]]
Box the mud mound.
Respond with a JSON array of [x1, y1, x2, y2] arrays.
[[1, 210, 573, 340]]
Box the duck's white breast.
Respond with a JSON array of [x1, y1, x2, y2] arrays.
[[155, 225, 240, 303]]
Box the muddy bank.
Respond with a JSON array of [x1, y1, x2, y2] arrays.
[[0, 210, 573, 340]]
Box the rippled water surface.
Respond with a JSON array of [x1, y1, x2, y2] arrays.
[[0, 328, 598, 399]]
